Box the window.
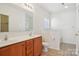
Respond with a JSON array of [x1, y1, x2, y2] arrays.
[[51, 18, 57, 29], [51, 18, 59, 29], [44, 17, 58, 30], [43, 17, 50, 29]]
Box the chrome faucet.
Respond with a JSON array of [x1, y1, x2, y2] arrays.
[[4, 34, 8, 41], [29, 31, 32, 36]]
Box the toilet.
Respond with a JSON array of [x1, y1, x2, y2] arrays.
[[42, 42, 48, 52]]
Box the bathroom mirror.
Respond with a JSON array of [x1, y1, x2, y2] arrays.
[[25, 14, 33, 31], [0, 3, 33, 32]]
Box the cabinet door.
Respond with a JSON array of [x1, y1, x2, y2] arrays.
[[34, 37, 42, 56], [9, 42, 25, 56], [0, 47, 10, 56], [25, 39, 33, 56]]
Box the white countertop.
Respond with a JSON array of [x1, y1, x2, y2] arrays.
[[0, 35, 41, 48]]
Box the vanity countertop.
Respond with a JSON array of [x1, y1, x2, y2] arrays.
[[0, 34, 41, 48]]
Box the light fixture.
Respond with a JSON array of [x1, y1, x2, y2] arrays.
[[24, 3, 33, 9], [61, 3, 68, 8], [64, 6, 68, 8]]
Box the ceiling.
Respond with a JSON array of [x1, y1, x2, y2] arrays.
[[36, 3, 76, 13]]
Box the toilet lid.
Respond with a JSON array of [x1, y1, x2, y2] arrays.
[[42, 42, 48, 46]]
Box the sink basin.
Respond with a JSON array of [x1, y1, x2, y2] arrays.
[[0, 36, 5, 42]]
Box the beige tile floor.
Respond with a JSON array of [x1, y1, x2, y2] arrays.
[[42, 43, 77, 56]]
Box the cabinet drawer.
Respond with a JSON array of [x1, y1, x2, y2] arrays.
[[27, 45, 33, 50], [26, 39, 33, 46]]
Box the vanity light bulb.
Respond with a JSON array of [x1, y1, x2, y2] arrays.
[[64, 6, 68, 8]]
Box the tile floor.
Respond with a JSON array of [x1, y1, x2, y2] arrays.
[[41, 43, 77, 56]]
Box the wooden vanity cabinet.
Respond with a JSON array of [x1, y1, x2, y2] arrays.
[[34, 36, 42, 56], [0, 36, 42, 56]]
